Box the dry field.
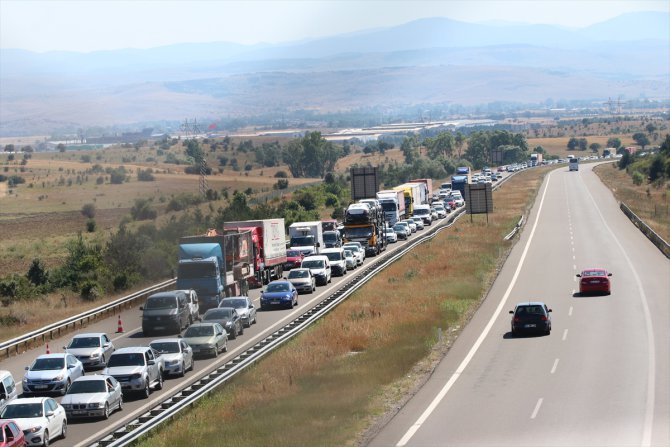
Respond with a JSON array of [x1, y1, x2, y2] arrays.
[[135, 166, 549, 447], [594, 163, 670, 242]]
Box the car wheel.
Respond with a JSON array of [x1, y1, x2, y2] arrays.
[[103, 402, 110, 420], [229, 328, 237, 340], [61, 419, 67, 439], [118, 395, 124, 411], [101, 354, 106, 367], [213, 344, 219, 358], [142, 380, 150, 398], [179, 361, 186, 377], [62, 378, 71, 396], [223, 341, 228, 353], [253, 313, 257, 325], [43, 430, 50, 447], [188, 358, 194, 372], [156, 372, 163, 390], [239, 325, 244, 336]]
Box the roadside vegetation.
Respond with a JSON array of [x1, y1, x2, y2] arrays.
[[134, 166, 549, 447], [594, 134, 670, 242]]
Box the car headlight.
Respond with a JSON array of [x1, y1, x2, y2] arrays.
[[94, 402, 106, 408], [54, 374, 64, 381], [27, 425, 43, 433], [224, 322, 233, 328], [205, 343, 215, 349], [90, 352, 101, 358], [165, 359, 179, 366], [131, 373, 142, 380]]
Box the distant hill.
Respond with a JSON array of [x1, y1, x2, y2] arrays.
[[1, 11, 668, 135]]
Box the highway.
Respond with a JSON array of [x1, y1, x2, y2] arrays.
[[368, 163, 670, 447], [0, 191, 476, 447]]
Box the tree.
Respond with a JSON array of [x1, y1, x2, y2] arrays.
[[26, 258, 48, 286], [660, 134, 670, 157], [185, 139, 204, 163], [400, 136, 419, 164], [649, 155, 666, 182], [57, 143, 66, 152], [589, 143, 601, 154], [646, 123, 657, 135], [567, 137, 579, 151], [4, 144, 14, 152], [632, 132, 650, 150], [81, 203, 96, 218], [454, 132, 466, 157], [619, 150, 632, 170], [578, 138, 588, 151], [606, 137, 622, 149], [130, 198, 157, 220], [425, 132, 454, 159]]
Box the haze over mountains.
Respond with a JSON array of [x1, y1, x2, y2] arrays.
[[1, 12, 668, 135]]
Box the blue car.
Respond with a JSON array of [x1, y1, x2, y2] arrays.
[[260, 280, 298, 310]]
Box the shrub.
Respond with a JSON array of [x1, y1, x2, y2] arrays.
[[112, 273, 130, 292], [80, 280, 102, 301], [632, 171, 644, 186], [137, 168, 155, 181], [166, 194, 202, 212], [81, 203, 96, 218], [86, 218, 96, 232], [274, 170, 288, 178], [96, 176, 105, 185], [130, 198, 157, 220], [26, 259, 48, 286], [274, 179, 289, 190]]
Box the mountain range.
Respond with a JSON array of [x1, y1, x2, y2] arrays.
[[0, 11, 668, 135]]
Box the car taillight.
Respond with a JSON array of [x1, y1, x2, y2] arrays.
[[514, 317, 521, 322], [540, 315, 547, 321]]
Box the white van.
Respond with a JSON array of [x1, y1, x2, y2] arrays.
[[569, 157, 579, 171], [0, 370, 18, 412], [412, 204, 433, 225], [301, 255, 332, 286], [320, 247, 347, 276]]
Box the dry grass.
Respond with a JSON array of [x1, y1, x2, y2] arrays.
[[594, 163, 670, 242], [527, 135, 637, 158], [135, 167, 548, 447]]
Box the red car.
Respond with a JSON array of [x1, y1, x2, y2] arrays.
[[283, 250, 304, 270], [576, 268, 612, 295], [0, 420, 25, 447]]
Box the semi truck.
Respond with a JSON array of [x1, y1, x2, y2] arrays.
[[223, 219, 287, 288], [456, 166, 472, 183], [288, 221, 324, 257], [376, 189, 406, 225], [530, 153, 543, 166], [343, 202, 386, 256], [396, 182, 424, 211], [410, 178, 433, 203], [451, 175, 469, 202], [177, 229, 254, 312], [392, 185, 415, 216]]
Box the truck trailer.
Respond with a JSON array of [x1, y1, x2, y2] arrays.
[[376, 189, 406, 225], [177, 229, 254, 312], [288, 221, 324, 257], [223, 219, 287, 288], [410, 178, 433, 203]]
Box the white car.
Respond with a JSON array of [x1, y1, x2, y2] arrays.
[[61, 374, 123, 420], [64, 332, 115, 370], [0, 397, 67, 446], [150, 339, 194, 377], [342, 243, 365, 265], [410, 216, 425, 230], [23, 353, 85, 396], [384, 226, 398, 243], [433, 205, 447, 218], [344, 249, 357, 269]]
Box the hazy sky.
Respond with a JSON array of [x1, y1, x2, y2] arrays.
[[1, 0, 668, 52]]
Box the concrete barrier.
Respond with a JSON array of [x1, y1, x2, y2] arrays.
[[620, 202, 670, 259]]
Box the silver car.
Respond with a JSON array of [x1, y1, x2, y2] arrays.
[[410, 216, 425, 230], [61, 374, 123, 419], [150, 339, 194, 377], [344, 250, 357, 270], [64, 332, 115, 370], [23, 353, 85, 396], [219, 296, 257, 328], [182, 323, 227, 358], [342, 243, 365, 265], [287, 268, 316, 294]]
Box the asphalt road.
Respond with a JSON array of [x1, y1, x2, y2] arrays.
[[0, 192, 473, 447], [368, 162, 670, 447]]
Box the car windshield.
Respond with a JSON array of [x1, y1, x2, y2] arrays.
[[67, 380, 106, 394], [345, 227, 373, 238], [516, 306, 545, 315], [31, 357, 65, 371], [221, 299, 246, 309], [107, 353, 145, 367], [177, 263, 218, 279], [150, 342, 181, 354], [344, 250, 353, 257], [394, 225, 406, 231], [145, 296, 177, 309], [324, 252, 342, 261], [286, 250, 301, 257], [266, 283, 290, 292], [323, 232, 338, 243], [68, 337, 100, 348], [290, 236, 314, 247], [414, 209, 428, 215], [0, 403, 43, 419], [185, 326, 214, 337], [288, 270, 309, 279], [204, 309, 234, 320], [343, 245, 360, 253], [302, 260, 324, 269], [583, 270, 606, 277]]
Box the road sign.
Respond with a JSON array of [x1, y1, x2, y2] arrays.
[[350, 167, 380, 200], [465, 183, 493, 215]]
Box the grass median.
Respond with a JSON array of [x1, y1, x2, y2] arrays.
[[135, 168, 548, 447]]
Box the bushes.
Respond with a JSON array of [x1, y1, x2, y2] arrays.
[[137, 168, 156, 181], [166, 194, 203, 212], [130, 198, 157, 220], [81, 203, 96, 218], [632, 171, 644, 185]]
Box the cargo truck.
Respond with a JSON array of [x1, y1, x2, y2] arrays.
[[396, 183, 424, 212], [177, 229, 254, 312], [223, 219, 287, 288], [288, 221, 324, 257], [410, 178, 433, 203], [456, 166, 472, 183], [343, 202, 386, 256], [392, 185, 415, 216], [530, 153, 543, 166], [451, 175, 469, 202], [376, 189, 406, 225]]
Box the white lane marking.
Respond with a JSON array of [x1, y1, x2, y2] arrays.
[[569, 306, 573, 316], [112, 328, 141, 342], [395, 170, 555, 447], [531, 398, 544, 419], [562, 329, 568, 341], [572, 246, 575, 252], [582, 173, 656, 447], [573, 264, 576, 270], [550, 358, 559, 374], [572, 255, 575, 260]]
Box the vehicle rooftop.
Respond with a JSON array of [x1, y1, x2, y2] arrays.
[[150, 338, 182, 344], [71, 332, 107, 338], [112, 346, 152, 354], [4, 397, 49, 404]]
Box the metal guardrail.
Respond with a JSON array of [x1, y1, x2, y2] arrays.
[[0, 279, 176, 359], [620, 202, 670, 259], [504, 215, 525, 241]]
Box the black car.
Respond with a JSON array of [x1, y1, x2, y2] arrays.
[[509, 302, 552, 336], [202, 307, 244, 339]]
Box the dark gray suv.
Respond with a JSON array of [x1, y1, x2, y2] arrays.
[[141, 291, 192, 336]]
